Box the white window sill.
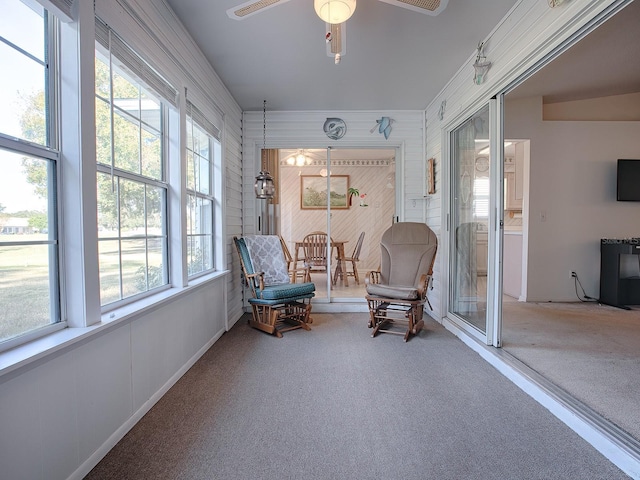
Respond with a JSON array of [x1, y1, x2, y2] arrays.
[[0, 270, 229, 379]]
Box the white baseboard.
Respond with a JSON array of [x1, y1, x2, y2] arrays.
[[68, 328, 225, 480]]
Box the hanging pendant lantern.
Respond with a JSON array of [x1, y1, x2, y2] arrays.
[[254, 100, 275, 199], [254, 169, 275, 199]]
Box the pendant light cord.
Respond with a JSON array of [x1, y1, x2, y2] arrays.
[[262, 100, 267, 170]]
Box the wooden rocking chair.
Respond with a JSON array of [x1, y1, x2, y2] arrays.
[[234, 235, 315, 338]]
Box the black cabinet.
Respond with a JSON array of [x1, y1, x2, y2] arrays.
[[600, 239, 640, 308]]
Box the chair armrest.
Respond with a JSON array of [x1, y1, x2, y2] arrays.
[[417, 274, 429, 299], [366, 270, 382, 285], [245, 271, 265, 292], [289, 265, 311, 283]]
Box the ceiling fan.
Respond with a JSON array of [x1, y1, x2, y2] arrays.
[[226, 0, 449, 21], [226, 0, 449, 63]]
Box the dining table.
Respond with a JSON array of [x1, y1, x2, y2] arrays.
[[293, 239, 350, 286]]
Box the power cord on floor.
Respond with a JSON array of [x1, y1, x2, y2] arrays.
[[572, 272, 598, 302]]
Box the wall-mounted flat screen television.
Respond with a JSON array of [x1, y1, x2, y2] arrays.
[[617, 159, 640, 201]]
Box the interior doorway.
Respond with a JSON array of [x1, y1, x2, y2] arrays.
[[276, 148, 396, 303]]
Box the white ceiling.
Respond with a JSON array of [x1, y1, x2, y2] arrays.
[[165, 0, 519, 111], [164, 0, 640, 113]]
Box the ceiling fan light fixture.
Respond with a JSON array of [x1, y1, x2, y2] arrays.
[[314, 0, 356, 24]]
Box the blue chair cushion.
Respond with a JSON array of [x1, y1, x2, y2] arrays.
[[249, 293, 315, 306], [256, 281, 316, 301]]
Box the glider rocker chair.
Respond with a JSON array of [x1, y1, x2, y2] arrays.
[[234, 235, 315, 338], [365, 222, 437, 342]]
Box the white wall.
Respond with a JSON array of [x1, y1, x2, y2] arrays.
[[0, 0, 244, 478], [0, 280, 227, 480], [506, 96, 640, 301]]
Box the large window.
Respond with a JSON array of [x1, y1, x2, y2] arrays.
[[186, 103, 218, 277], [0, 0, 60, 347], [95, 20, 175, 307]]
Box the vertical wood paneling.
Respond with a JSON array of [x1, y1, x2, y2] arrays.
[[224, 120, 244, 323]]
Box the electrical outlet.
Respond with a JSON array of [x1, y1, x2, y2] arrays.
[[570, 271, 577, 278]]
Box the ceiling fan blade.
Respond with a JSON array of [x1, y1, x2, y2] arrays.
[[226, 0, 293, 20], [377, 0, 449, 16]]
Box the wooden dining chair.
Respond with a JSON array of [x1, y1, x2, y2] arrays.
[[302, 231, 334, 275], [279, 235, 309, 283], [333, 231, 365, 285]]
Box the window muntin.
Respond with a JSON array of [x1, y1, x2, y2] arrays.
[[95, 50, 169, 307], [0, 0, 59, 348], [186, 113, 215, 277]]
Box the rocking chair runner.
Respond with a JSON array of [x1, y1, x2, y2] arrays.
[[234, 235, 316, 338], [365, 222, 437, 342]]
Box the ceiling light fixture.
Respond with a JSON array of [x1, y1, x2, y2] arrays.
[[285, 150, 311, 166], [314, 0, 356, 24], [295, 150, 310, 166]]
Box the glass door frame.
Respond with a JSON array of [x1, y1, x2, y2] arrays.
[[324, 147, 335, 300], [324, 146, 400, 303], [444, 99, 504, 347], [271, 145, 400, 305]]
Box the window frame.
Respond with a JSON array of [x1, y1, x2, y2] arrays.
[[0, 3, 64, 353], [94, 37, 173, 311], [185, 106, 217, 279]]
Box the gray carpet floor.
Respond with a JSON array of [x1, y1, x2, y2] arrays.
[[86, 313, 629, 479], [502, 301, 640, 442]]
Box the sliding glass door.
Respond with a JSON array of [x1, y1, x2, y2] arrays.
[[276, 147, 396, 303], [448, 101, 504, 345]]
